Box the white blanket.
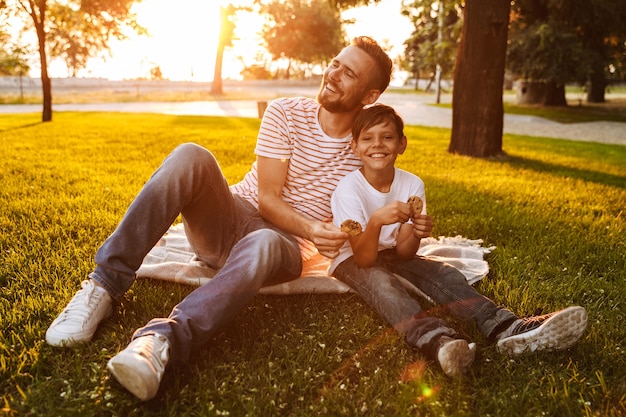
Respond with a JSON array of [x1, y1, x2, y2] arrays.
[[137, 223, 495, 295]]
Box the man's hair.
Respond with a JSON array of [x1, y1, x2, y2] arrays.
[[352, 104, 405, 141], [351, 36, 393, 93]]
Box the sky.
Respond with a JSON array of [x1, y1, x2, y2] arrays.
[[41, 0, 414, 82]]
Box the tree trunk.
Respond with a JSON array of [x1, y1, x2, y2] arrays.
[[449, 0, 510, 157], [33, 1, 52, 122], [210, 6, 227, 95], [516, 80, 567, 106], [586, 63, 606, 103], [211, 43, 224, 95]]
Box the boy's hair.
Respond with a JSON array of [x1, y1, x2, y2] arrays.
[[352, 104, 405, 141], [351, 36, 393, 93]]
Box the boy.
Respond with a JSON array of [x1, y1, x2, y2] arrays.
[[330, 104, 587, 377]]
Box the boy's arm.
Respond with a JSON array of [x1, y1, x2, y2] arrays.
[[350, 201, 411, 267], [257, 156, 346, 259], [395, 214, 433, 259]]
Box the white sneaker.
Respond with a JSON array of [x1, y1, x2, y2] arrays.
[[107, 334, 170, 401], [437, 336, 476, 377], [46, 279, 113, 347]]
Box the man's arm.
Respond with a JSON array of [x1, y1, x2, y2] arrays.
[[256, 156, 347, 258]]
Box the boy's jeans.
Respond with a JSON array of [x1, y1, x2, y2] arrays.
[[333, 249, 516, 358], [89, 143, 302, 361]]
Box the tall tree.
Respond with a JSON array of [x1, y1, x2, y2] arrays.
[[448, 0, 510, 157], [507, 2, 586, 106], [573, 0, 626, 102], [507, 0, 626, 105], [46, 1, 146, 78], [9, 0, 142, 122], [402, 0, 462, 91], [211, 4, 238, 95], [261, 0, 344, 79]]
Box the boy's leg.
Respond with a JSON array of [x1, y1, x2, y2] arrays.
[[333, 258, 467, 359], [391, 256, 587, 356], [390, 256, 517, 339]]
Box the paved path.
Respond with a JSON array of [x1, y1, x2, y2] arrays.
[[2, 90, 625, 146]]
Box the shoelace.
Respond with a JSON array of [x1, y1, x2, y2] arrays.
[[513, 308, 548, 333], [57, 280, 103, 325], [134, 336, 168, 375]]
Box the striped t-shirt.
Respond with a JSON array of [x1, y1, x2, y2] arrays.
[[230, 97, 362, 259]]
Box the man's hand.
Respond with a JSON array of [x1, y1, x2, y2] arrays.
[[411, 214, 433, 239], [308, 222, 348, 259]]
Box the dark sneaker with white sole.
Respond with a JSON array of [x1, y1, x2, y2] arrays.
[[497, 306, 587, 357]]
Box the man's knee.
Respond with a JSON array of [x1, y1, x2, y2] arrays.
[[171, 143, 217, 167]]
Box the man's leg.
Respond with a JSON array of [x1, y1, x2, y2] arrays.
[[107, 227, 302, 400], [92, 143, 238, 300], [47, 143, 237, 346]]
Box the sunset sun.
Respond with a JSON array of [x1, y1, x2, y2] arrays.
[[51, 0, 411, 81]]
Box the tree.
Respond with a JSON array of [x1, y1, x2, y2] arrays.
[[448, 0, 510, 157], [0, 30, 30, 77], [571, 0, 626, 102], [507, 2, 587, 106], [261, 0, 344, 80], [46, 1, 146, 77], [211, 4, 239, 95], [8, 0, 142, 122], [507, 0, 626, 105], [402, 0, 462, 92]]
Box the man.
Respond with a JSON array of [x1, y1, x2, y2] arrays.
[[46, 36, 393, 401]]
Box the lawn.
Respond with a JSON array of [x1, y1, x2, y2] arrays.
[[1, 112, 624, 416]]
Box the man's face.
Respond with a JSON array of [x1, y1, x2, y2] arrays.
[[317, 46, 378, 113]]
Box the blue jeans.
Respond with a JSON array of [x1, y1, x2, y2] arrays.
[[89, 143, 302, 361], [333, 249, 517, 358]]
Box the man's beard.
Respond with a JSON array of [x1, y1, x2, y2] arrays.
[[316, 82, 362, 113]]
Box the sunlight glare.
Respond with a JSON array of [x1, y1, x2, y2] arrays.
[[49, 0, 412, 82]]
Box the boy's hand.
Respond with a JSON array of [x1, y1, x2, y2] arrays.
[[411, 214, 433, 239], [309, 222, 347, 259], [371, 201, 412, 226]]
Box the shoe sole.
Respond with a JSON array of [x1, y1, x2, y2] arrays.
[[438, 340, 476, 377], [107, 355, 156, 401], [497, 306, 588, 357]]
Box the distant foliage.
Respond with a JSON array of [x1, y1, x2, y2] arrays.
[[260, 0, 345, 79]]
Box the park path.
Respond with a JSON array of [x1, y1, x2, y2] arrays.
[[2, 88, 625, 146]]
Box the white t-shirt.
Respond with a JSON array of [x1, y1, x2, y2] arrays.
[[329, 167, 426, 274], [230, 97, 362, 260]]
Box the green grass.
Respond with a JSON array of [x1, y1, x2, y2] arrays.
[[1, 112, 625, 416]]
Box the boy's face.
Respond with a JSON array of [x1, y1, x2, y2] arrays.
[[351, 119, 407, 172]]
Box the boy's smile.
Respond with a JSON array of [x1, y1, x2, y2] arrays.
[[352, 120, 407, 173]]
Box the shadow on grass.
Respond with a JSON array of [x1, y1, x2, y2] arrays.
[[0, 122, 41, 133], [500, 154, 626, 189]]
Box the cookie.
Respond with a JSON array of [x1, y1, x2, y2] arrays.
[[340, 219, 362, 237], [408, 196, 423, 218]]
